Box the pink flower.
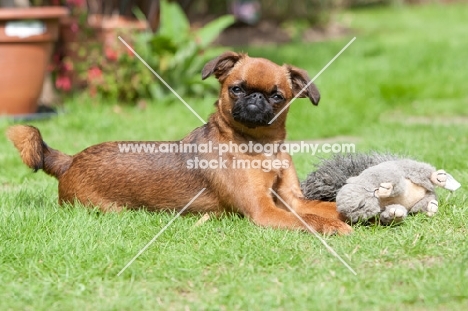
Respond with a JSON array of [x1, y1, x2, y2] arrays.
[[87, 67, 102, 97], [63, 60, 73, 72], [56, 75, 72, 91], [70, 21, 79, 33], [105, 47, 119, 61], [87, 66, 102, 81], [67, 0, 86, 7]]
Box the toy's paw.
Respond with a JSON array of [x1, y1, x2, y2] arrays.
[[431, 170, 447, 187], [375, 182, 394, 198], [389, 205, 407, 218], [425, 200, 439, 217], [380, 204, 407, 224]]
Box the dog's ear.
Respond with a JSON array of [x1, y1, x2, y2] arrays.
[[202, 51, 244, 82], [286, 65, 320, 105]]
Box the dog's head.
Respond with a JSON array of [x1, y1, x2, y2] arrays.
[[202, 51, 320, 136]]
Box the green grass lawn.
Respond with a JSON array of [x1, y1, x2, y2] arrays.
[[1, 3, 468, 310]]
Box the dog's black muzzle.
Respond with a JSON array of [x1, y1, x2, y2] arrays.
[[232, 92, 275, 128]]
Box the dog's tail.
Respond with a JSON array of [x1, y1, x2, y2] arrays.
[[7, 125, 72, 179]]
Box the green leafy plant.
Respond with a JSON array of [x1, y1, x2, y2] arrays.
[[87, 0, 235, 102]]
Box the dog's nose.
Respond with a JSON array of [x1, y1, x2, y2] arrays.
[[250, 92, 265, 101], [247, 92, 266, 108]]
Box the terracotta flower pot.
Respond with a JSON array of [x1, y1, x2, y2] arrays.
[[0, 7, 68, 116]]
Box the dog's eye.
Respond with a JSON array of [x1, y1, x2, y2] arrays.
[[271, 94, 284, 101], [231, 86, 243, 95]]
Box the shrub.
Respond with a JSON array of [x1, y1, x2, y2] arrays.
[[59, 0, 234, 103]]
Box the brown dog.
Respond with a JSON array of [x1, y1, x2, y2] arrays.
[[7, 51, 351, 235]]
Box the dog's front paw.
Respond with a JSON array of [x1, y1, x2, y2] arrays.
[[321, 219, 353, 236], [380, 204, 407, 224], [375, 182, 394, 198], [425, 200, 439, 217]]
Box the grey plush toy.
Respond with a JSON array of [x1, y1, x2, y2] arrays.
[[301, 154, 461, 224]]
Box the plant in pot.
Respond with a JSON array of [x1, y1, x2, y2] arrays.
[[0, 0, 68, 116], [83, 0, 235, 102], [51, 0, 159, 92]]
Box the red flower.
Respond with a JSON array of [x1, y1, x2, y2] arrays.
[[70, 21, 79, 33], [87, 66, 102, 81], [67, 0, 86, 7], [105, 47, 119, 61], [56, 75, 72, 91], [63, 60, 73, 72]]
